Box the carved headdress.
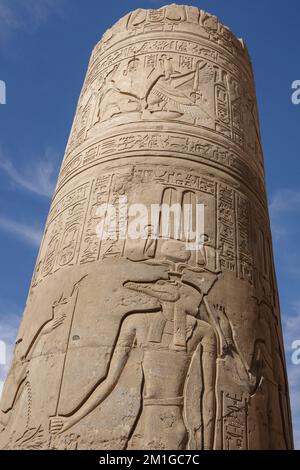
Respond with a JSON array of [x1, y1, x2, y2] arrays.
[[125, 240, 218, 349]]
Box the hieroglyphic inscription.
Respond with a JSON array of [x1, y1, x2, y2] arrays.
[[85, 40, 247, 96], [236, 194, 253, 283], [79, 175, 112, 264], [32, 183, 92, 286], [222, 392, 248, 450], [32, 165, 220, 286], [65, 37, 258, 158], [33, 163, 258, 288], [217, 184, 254, 281], [91, 6, 247, 66], [59, 132, 263, 200], [217, 184, 236, 273]]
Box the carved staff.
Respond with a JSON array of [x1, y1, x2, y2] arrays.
[[49, 276, 87, 448]]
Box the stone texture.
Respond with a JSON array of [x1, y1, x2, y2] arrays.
[[0, 5, 293, 450]]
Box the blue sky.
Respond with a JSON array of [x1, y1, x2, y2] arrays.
[[0, 0, 299, 449]]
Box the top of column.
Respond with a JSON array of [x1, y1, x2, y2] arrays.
[[60, 4, 263, 199], [90, 4, 252, 73]]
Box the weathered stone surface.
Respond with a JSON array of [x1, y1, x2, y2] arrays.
[[0, 5, 293, 450]]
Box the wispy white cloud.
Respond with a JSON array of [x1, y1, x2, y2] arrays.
[[269, 188, 300, 244], [282, 303, 300, 449], [0, 0, 66, 40], [270, 189, 300, 448], [283, 307, 300, 354], [270, 189, 300, 215], [0, 313, 20, 399], [0, 216, 42, 246], [0, 147, 58, 198], [286, 364, 300, 449]]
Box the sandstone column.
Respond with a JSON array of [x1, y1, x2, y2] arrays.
[[0, 5, 293, 450]]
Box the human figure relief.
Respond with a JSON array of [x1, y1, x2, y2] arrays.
[[94, 55, 215, 124], [145, 56, 214, 122], [96, 60, 143, 123], [250, 302, 293, 449], [50, 238, 253, 450], [0, 294, 69, 432], [50, 278, 217, 449], [49, 239, 221, 449]]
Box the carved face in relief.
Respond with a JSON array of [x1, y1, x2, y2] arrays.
[[177, 283, 202, 317], [125, 278, 202, 319]]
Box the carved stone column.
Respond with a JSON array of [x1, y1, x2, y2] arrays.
[[0, 5, 293, 450]]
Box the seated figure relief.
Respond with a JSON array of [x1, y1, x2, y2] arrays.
[[93, 56, 215, 125]]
